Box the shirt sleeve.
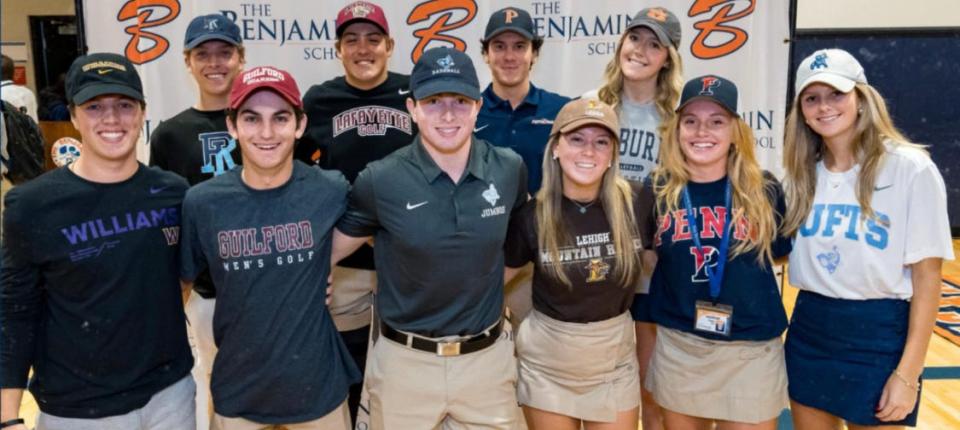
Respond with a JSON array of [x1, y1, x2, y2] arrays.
[[636, 182, 657, 250], [904, 162, 954, 264], [336, 165, 380, 237], [0, 188, 43, 388], [179, 192, 208, 282], [148, 126, 167, 168], [504, 203, 534, 268], [512, 161, 529, 213]]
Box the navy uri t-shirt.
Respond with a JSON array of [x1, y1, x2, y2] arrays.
[[180, 161, 360, 424], [648, 174, 791, 341]]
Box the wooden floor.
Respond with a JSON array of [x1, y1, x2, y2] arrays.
[[16, 243, 960, 429]]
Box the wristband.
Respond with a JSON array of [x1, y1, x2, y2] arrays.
[[0, 418, 24, 429]]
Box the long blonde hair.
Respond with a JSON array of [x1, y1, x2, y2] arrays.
[[652, 112, 779, 265], [535, 132, 642, 288], [597, 30, 683, 138], [782, 83, 925, 236]]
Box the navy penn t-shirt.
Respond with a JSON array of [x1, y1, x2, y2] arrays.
[[648, 174, 791, 341]]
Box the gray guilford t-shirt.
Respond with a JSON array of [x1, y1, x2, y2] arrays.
[[180, 161, 360, 424], [337, 137, 527, 337]]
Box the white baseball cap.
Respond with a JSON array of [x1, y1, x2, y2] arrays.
[[795, 48, 867, 96]]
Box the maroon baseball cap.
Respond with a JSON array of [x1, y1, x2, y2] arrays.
[[228, 66, 302, 110], [335, 1, 389, 37]]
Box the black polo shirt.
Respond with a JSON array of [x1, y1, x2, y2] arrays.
[[337, 136, 527, 337]]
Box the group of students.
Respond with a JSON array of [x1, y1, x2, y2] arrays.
[[0, 2, 954, 430]]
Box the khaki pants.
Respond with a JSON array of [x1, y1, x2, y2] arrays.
[[367, 331, 520, 429], [38, 376, 195, 430], [211, 400, 349, 430]]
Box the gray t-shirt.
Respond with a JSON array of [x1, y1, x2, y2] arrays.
[[180, 161, 360, 423], [617, 98, 661, 182]]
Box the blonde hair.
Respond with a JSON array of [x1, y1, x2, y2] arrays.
[[535, 131, 643, 288], [651, 111, 779, 265], [782, 83, 925, 236], [597, 31, 683, 138]]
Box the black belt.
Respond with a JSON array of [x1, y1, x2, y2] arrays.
[[380, 320, 502, 356]]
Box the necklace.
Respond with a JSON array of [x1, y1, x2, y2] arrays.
[[571, 199, 596, 214]]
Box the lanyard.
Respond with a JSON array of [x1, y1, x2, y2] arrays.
[[682, 179, 732, 300]]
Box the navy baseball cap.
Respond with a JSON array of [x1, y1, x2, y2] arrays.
[[409, 47, 480, 101], [66, 53, 143, 105], [677, 75, 739, 117], [482, 7, 538, 42], [627, 7, 681, 48], [184, 14, 242, 50]]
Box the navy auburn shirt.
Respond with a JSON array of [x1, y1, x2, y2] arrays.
[[476, 83, 571, 194], [648, 173, 791, 341]]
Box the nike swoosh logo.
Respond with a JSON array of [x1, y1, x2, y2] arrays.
[[97, 69, 113, 75], [473, 124, 489, 133], [398, 89, 410, 95], [149, 186, 170, 194], [874, 184, 893, 191], [406, 201, 428, 210]]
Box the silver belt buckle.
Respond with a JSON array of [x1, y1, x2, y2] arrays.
[[436, 341, 461, 356]]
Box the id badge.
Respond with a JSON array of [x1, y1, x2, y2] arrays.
[[694, 301, 733, 336]]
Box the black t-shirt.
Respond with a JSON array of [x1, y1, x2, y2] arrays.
[[150, 107, 241, 298], [1, 165, 194, 418], [180, 162, 360, 423], [505, 181, 656, 323], [296, 72, 417, 271]]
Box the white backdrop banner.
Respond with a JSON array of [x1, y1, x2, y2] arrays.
[[83, 0, 789, 175]]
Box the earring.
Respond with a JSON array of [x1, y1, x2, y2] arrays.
[[608, 162, 612, 168], [553, 153, 559, 160], [857, 107, 863, 115]]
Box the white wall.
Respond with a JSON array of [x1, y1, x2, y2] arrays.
[[797, 0, 960, 29]]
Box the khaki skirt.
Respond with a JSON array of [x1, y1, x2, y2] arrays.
[[515, 310, 639, 422], [646, 326, 788, 424]]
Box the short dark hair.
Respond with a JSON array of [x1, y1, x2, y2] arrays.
[[480, 37, 544, 56], [2, 55, 14, 81]]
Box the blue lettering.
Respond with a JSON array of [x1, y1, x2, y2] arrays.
[[200, 132, 237, 176], [136, 212, 152, 229], [61, 224, 89, 245], [821, 204, 846, 237], [800, 204, 823, 237], [865, 213, 890, 249], [843, 205, 860, 240]]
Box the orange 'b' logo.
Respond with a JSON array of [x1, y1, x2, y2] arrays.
[[688, 0, 755, 60], [117, 0, 181, 65], [504, 9, 519, 24], [646, 8, 668, 22], [407, 0, 478, 64]]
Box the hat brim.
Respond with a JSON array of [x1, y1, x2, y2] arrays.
[[71, 84, 144, 105], [482, 27, 536, 42], [676, 96, 739, 118], [627, 19, 675, 47], [336, 18, 388, 37], [555, 117, 619, 139], [795, 74, 856, 96], [412, 79, 481, 101], [230, 87, 302, 111], [185, 33, 241, 50]]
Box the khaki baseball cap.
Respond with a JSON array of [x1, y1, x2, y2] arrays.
[[550, 98, 619, 138]]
